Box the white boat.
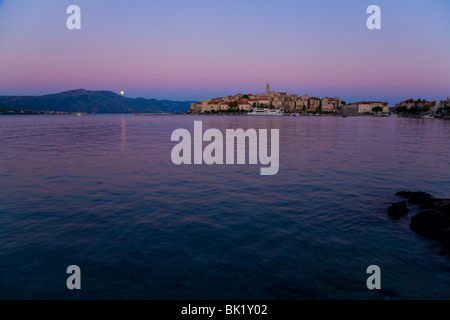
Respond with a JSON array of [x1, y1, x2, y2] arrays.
[[422, 114, 434, 119], [76, 112, 82, 116], [247, 107, 284, 116]]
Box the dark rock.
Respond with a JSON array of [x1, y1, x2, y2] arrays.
[[435, 200, 450, 216], [437, 227, 450, 248], [395, 191, 441, 208], [391, 192, 450, 252], [410, 209, 450, 237], [396, 191, 433, 199], [387, 201, 409, 219], [396, 191, 432, 200]]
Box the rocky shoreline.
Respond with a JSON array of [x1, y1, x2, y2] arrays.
[[388, 192, 450, 250]]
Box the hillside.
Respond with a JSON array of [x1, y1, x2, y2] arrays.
[[0, 89, 194, 113]]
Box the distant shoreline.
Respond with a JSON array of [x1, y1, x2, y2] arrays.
[[1, 110, 448, 120]]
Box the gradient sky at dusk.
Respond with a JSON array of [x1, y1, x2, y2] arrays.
[[0, 0, 449, 104]]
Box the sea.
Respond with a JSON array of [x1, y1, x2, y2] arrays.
[[0, 114, 449, 299]]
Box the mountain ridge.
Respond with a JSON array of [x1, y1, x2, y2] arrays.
[[0, 89, 195, 113]]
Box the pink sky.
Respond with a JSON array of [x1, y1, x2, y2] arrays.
[[0, 0, 449, 104]]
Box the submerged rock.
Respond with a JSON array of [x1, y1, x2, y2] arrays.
[[395, 191, 443, 208], [387, 201, 409, 219], [410, 209, 450, 236], [435, 200, 450, 216], [389, 192, 450, 251], [396, 191, 433, 200], [437, 228, 450, 248]]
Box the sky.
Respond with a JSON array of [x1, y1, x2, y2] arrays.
[[0, 0, 449, 104]]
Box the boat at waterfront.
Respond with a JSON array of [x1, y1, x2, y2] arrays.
[[247, 107, 284, 116]]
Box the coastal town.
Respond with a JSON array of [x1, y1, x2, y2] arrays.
[[190, 83, 450, 117], [1, 86, 449, 117]]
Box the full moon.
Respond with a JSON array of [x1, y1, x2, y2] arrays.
[[120, 91, 124, 95]]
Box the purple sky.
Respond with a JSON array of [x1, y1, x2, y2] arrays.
[[0, 0, 449, 104]]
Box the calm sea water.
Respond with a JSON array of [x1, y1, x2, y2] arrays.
[[0, 114, 449, 299]]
